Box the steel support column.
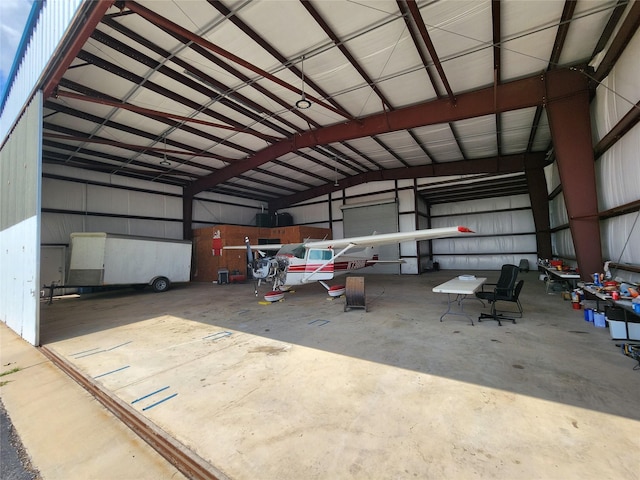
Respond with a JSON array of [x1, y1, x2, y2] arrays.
[[524, 162, 552, 260], [183, 189, 193, 241], [545, 74, 602, 279]]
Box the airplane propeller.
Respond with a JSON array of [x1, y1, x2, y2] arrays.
[[245, 236, 259, 296]]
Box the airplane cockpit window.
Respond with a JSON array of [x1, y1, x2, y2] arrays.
[[308, 249, 332, 261], [278, 243, 306, 259]]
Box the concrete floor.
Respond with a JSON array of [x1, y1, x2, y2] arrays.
[[17, 271, 640, 478]]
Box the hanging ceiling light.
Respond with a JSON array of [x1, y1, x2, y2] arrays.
[[295, 55, 312, 110], [159, 135, 170, 166]]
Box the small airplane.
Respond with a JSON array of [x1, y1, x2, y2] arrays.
[[225, 226, 474, 301]]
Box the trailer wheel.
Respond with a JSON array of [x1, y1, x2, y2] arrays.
[[152, 277, 170, 292]]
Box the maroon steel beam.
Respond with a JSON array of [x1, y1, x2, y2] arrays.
[[549, 1, 576, 69], [398, 0, 464, 160], [207, 0, 352, 121], [123, 0, 353, 121], [42, 0, 114, 98], [492, 0, 502, 155], [183, 190, 194, 241], [526, 0, 575, 152], [301, 0, 394, 111], [55, 89, 279, 142], [593, 0, 640, 83], [545, 73, 602, 279], [205, 1, 374, 175], [405, 0, 456, 104], [270, 153, 547, 210], [397, 1, 441, 98], [186, 68, 587, 197], [524, 162, 552, 259], [593, 101, 640, 159], [42, 132, 235, 161], [591, 0, 627, 58]]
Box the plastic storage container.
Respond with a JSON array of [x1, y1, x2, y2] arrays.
[[593, 311, 606, 328]]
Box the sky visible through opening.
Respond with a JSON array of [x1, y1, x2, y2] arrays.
[[0, 0, 34, 95]]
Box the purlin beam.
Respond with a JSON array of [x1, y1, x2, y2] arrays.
[[187, 68, 588, 197], [270, 153, 547, 210], [42, 0, 114, 98], [593, 101, 640, 159], [121, 0, 353, 121], [54, 90, 280, 142], [526, 0, 576, 152], [302, 0, 394, 112], [592, 0, 640, 83], [405, 0, 456, 104]]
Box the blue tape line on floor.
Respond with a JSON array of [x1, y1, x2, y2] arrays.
[[71, 347, 100, 356], [107, 341, 133, 351], [75, 350, 106, 359], [308, 319, 330, 326], [94, 365, 130, 379], [131, 386, 170, 404], [142, 393, 178, 411], [203, 331, 232, 340]]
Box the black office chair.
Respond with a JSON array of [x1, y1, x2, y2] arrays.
[[476, 264, 522, 325]]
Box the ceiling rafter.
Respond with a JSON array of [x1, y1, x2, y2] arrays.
[[271, 158, 335, 185], [108, 6, 375, 183], [372, 137, 411, 168], [88, 29, 291, 139], [232, 174, 300, 196], [43, 101, 221, 169], [204, 0, 349, 119], [400, 0, 466, 161], [35, 1, 632, 209], [44, 99, 308, 193], [271, 153, 547, 210], [404, 0, 456, 104], [526, 0, 577, 152], [253, 167, 316, 190], [56, 77, 252, 152], [187, 68, 588, 198], [592, 0, 640, 83], [42, 139, 191, 180], [54, 90, 279, 142], [302, 0, 420, 168], [121, 0, 354, 120], [204, 0, 376, 175], [42, 152, 192, 184], [301, 0, 394, 112], [99, 16, 306, 140], [394, 0, 438, 164], [42, 1, 114, 98], [42, 132, 235, 161]]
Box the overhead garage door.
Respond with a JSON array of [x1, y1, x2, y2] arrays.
[[342, 200, 399, 274]]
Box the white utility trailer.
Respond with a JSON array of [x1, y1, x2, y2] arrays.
[[65, 232, 192, 293]]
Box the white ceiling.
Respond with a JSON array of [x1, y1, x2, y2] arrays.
[[42, 0, 633, 206]]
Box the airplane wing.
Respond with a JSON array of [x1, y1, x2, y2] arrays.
[[303, 226, 473, 249]]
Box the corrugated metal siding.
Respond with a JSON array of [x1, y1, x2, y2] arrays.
[[0, 0, 83, 141], [0, 91, 43, 345]]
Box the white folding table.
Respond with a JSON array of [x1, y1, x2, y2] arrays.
[[432, 276, 487, 325]]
